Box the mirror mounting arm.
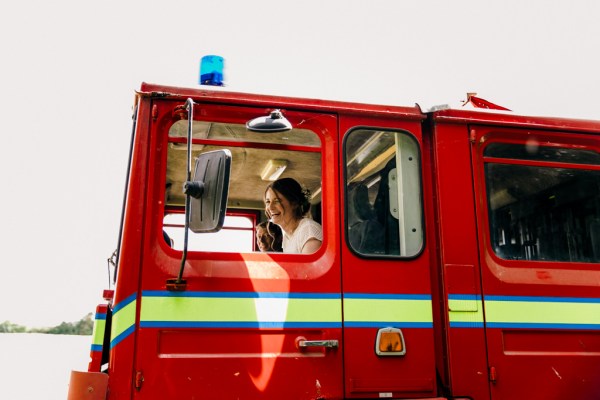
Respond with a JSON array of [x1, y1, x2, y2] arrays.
[[166, 98, 196, 292], [166, 101, 231, 291]]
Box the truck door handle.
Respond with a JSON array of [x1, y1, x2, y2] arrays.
[[297, 339, 339, 349]]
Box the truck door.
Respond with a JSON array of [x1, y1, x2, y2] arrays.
[[133, 99, 343, 399], [471, 126, 600, 399], [339, 114, 439, 398]]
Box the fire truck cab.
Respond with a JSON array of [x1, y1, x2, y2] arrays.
[[70, 83, 600, 400]]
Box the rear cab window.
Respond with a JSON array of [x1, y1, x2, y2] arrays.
[[483, 137, 600, 263]]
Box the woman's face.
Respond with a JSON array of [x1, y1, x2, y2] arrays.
[[256, 227, 272, 252], [264, 188, 296, 231]]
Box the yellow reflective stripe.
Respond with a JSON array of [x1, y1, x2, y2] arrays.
[[141, 295, 432, 328], [111, 299, 136, 342], [448, 299, 484, 326], [140, 296, 341, 324], [448, 296, 600, 328], [285, 298, 339, 322], [448, 297, 479, 312], [485, 300, 600, 325], [91, 318, 106, 346], [343, 298, 433, 326]]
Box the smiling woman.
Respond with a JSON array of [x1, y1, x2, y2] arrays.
[[264, 177, 323, 254]]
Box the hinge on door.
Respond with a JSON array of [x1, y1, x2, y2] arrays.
[[135, 370, 144, 390], [489, 366, 497, 384], [152, 104, 158, 122], [469, 128, 477, 143]]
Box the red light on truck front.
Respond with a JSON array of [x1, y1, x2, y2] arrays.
[[102, 290, 114, 301]]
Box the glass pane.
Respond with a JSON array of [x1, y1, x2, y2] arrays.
[[163, 215, 254, 252], [345, 129, 423, 257], [485, 143, 600, 165], [486, 163, 600, 262], [164, 214, 253, 228]]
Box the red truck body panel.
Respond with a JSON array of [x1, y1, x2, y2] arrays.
[[74, 83, 600, 400]]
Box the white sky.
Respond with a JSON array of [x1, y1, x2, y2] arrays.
[[1, 0, 599, 327]]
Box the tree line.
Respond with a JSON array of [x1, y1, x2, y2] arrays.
[[0, 313, 93, 335]]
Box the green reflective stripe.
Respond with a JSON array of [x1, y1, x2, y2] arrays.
[[91, 319, 106, 346], [448, 299, 484, 324], [485, 300, 600, 325], [141, 296, 341, 323], [343, 298, 433, 323], [111, 299, 137, 341]]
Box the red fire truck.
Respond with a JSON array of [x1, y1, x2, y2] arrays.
[[68, 82, 600, 400]]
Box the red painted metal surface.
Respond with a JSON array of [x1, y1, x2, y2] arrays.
[[83, 83, 600, 399], [470, 125, 600, 400], [67, 371, 108, 400], [131, 98, 343, 399], [339, 114, 437, 398], [105, 94, 150, 400], [428, 120, 490, 400]]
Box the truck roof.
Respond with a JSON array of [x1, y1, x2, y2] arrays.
[[140, 82, 600, 134]]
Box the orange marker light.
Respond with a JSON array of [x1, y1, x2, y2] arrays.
[[375, 327, 406, 356]]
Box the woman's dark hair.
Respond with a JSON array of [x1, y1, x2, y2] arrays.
[[256, 221, 283, 252], [265, 177, 311, 219]]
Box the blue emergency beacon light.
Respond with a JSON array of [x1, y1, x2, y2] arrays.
[[199, 55, 224, 86]]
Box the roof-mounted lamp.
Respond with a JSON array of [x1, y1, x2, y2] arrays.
[[199, 55, 224, 86], [246, 109, 292, 132]]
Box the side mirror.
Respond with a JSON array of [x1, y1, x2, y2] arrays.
[[185, 149, 231, 233]]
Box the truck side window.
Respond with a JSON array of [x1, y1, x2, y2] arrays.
[[163, 119, 322, 253], [485, 143, 600, 262], [163, 213, 255, 252], [344, 129, 423, 257]]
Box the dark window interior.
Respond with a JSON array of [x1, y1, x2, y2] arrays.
[[485, 143, 600, 263]]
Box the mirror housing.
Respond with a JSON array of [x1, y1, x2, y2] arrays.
[[186, 149, 231, 233]]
